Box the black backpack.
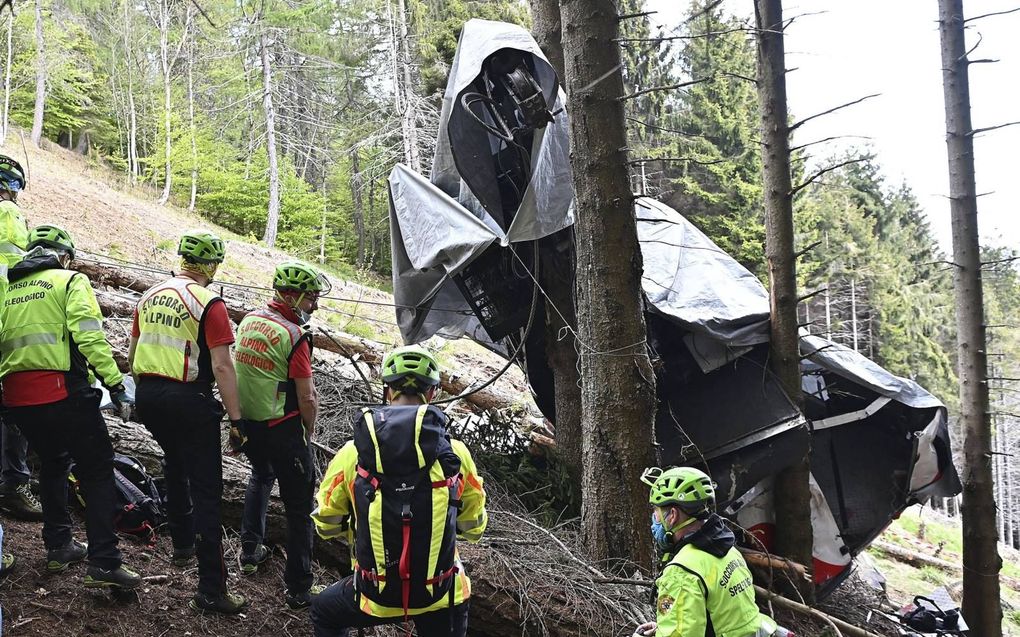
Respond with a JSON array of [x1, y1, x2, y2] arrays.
[[70, 453, 166, 545], [351, 405, 462, 617]]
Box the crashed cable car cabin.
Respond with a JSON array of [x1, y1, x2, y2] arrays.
[[386, 19, 962, 595]]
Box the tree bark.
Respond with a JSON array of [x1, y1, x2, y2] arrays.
[[156, 0, 173, 205], [187, 37, 198, 212], [395, 0, 421, 173], [260, 31, 281, 248], [528, 0, 582, 494], [559, 0, 657, 572], [937, 1, 1002, 632], [753, 0, 814, 599], [529, 0, 565, 81], [30, 0, 46, 146], [350, 146, 365, 267], [2, 11, 12, 143]]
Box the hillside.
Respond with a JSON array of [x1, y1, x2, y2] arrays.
[[0, 137, 530, 406]]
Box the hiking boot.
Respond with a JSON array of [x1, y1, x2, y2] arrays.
[[190, 591, 248, 615], [46, 540, 87, 573], [84, 564, 141, 590], [285, 584, 326, 610], [172, 546, 196, 567], [0, 481, 44, 521], [0, 552, 16, 578], [239, 544, 270, 575]]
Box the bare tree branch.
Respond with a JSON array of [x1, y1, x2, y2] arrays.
[[981, 255, 1020, 267], [960, 31, 983, 62], [965, 6, 1020, 22], [790, 135, 872, 152], [620, 76, 713, 101], [797, 288, 826, 303], [789, 94, 881, 132], [615, 26, 748, 43], [790, 158, 868, 196], [628, 156, 730, 166], [795, 240, 822, 260], [618, 10, 657, 21], [969, 121, 1020, 136]]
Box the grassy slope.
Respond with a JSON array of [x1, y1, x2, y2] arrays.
[[0, 137, 527, 397], [869, 505, 1020, 634]]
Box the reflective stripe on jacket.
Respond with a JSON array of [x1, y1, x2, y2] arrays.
[[235, 307, 308, 421], [0, 265, 123, 389], [655, 542, 777, 637], [132, 276, 220, 382], [311, 436, 487, 617]]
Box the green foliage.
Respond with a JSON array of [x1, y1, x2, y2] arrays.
[[475, 451, 580, 527], [412, 0, 530, 97]]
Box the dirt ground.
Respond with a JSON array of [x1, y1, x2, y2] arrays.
[[0, 514, 329, 637]]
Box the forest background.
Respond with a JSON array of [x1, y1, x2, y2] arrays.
[[3, 0, 1019, 538]]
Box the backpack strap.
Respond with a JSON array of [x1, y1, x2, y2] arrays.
[[362, 408, 384, 472], [412, 405, 429, 469]]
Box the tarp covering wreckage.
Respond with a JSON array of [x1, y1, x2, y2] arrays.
[[387, 18, 961, 594]]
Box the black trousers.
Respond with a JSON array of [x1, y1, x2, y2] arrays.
[[239, 415, 314, 594], [136, 378, 226, 596], [311, 576, 469, 637], [8, 390, 122, 569]]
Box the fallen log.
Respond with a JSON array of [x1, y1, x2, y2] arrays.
[[755, 585, 882, 637], [871, 540, 1020, 591], [80, 260, 524, 415], [741, 548, 812, 582]]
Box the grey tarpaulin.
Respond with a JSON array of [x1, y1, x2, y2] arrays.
[[390, 19, 574, 345], [636, 197, 770, 347], [432, 19, 574, 240]]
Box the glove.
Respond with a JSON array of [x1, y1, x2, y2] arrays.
[[228, 419, 251, 454], [109, 385, 134, 422], [632, 622, 657, 637]]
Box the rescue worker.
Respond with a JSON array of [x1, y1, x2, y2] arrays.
[[0, 154, 42, 520], [635, 466, 785, 637], [128, 230, 246, 614], [0, 225, 140, 589], [234, 261, 329, 609], [310, 346, 487, 637]]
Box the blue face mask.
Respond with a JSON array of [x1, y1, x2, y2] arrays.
[[651, 512, 670, 548]]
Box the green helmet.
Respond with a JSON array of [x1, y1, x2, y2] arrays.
[[178, 230, 225, 264], [28, 224, 75, 259], [0, 155, 26, 193], [642, 466, 716, 515], [273, 261, 332, 295], [382, 345, 441, 393]]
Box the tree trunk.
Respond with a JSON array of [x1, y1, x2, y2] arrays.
[[350, 146, 365, 267], [559, 0, 657, 572], [529, 0, 565, 80], [156, 0, 173, 205], [528, 0, 581, 486], [2, 11, 12, 143], [260, 32, 281, 248], [939, 2, 1002, 631], [395, 0, 421, 172], [30, 0, 46, 146], [187, 38, 198, 212], [754, 0, 814, 599]]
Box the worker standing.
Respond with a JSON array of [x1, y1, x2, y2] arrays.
[[0, 155, 42, 521], [234, 261, 329, 609], [310, 346, 487, 637], [634, 466, 789, 637], [129, 230, 246, 614], [0, 225, 139, 589]]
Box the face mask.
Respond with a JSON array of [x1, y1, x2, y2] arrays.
[[651, 512, 670, 549], [294, 308, 311, 325]]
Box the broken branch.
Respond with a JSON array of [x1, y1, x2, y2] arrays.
[[791, 158, 868, 196], [789, 94, 880, 133], [965, 6, 1020, 22], [620, 76, 712, 101], [969, 120, 1020, 136]]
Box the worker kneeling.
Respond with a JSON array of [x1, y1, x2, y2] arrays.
[[311, 346, 487, 637], [635, 467, 791, 637]]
